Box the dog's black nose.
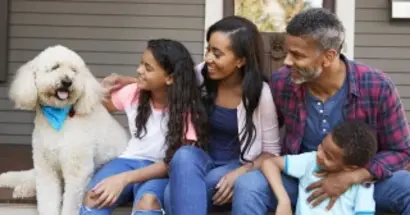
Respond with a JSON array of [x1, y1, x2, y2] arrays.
[[61, 79, 72, 87]]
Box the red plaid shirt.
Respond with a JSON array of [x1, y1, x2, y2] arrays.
[[269, 55, 410, 179]]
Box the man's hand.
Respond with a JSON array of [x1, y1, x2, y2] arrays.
[[306, 171, 355, 210]]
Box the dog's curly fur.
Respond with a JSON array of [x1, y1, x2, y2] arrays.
[[0, 45, 128, 215]]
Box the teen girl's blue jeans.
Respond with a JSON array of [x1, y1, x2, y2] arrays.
[[79, 158, 167, 215], [163, 146, 241, 215]]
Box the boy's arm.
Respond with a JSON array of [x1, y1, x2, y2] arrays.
[[261, 157, 290, 204], [261, 152, 316, 200]]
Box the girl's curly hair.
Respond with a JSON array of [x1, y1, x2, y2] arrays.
[[134, 39, 208, 163]]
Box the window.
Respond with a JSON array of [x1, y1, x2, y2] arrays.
[[0, 0, 9, 82], [224, 0, 335, 32]]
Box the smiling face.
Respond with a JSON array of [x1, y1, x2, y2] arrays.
[[284, 35, 326, 84], [283, 8, 345, 85], [135, 49, 172, 91], [316, 121, 379, 174], [204, 31, 244, 81], [316, 133, 346, 172], [8, 45, 103, 113], [35, 60, 83, 108]]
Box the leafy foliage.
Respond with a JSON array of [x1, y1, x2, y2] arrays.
[[234, 0, 316, 32]]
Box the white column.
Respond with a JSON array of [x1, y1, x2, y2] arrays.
[[336, 0, 355, 59], [203, 0, 223, 52]]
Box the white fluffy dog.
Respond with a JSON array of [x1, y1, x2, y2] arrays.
[[0, 45, 128, 215]]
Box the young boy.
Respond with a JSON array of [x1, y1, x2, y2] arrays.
[[261, 120, 377, 215]]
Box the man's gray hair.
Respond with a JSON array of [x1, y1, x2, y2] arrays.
[[286, 8, 345, 53]]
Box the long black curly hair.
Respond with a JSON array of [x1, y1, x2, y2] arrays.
[[201, 16, 266, 162], [134, 39, 208, 163]]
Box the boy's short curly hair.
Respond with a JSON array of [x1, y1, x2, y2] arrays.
[[331, 120, 377, 167]]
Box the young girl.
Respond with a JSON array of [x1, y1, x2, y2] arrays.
[[164, 16, 281, 215], [79, 39, 208, 215]]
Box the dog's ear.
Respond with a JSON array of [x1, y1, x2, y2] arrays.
[[8, 59, 38, 110], [74, 65, 105, 115]]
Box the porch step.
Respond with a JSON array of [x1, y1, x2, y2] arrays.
[[0, 204, 235, 215], [0, 204, 397, 215], [0, 204, 136, 215], [0, 145, 400, 215]]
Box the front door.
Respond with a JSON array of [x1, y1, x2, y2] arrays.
[[223, 0, 335, 79]]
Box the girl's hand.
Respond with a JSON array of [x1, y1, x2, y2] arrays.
[[101, 73, 122, 92], [91, 172, 129, 208], [212, 169, 244, 205], [101, 73, 137, 92]]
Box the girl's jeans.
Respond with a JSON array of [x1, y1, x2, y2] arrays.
[[79, 158, 167, 215], [164, 146, 241, 215]]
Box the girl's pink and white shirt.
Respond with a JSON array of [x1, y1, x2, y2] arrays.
[[111, 83, 197, 162]]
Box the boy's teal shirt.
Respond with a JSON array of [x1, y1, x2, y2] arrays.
[[283, 151, 375, 215]]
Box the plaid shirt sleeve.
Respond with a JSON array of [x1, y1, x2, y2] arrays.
[[366, 76, 410, 179]]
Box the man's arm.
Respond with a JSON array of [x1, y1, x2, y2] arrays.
[[363, 75, 410, 180], [349, 168, 374, 184]]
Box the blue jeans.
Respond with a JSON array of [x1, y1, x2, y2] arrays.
[[79, 158, 168, 215], [231, 169, 410, 215], [164, 146, 241, 215]]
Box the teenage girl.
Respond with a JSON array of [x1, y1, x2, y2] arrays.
[[164, 16, 281, 215], [79, 39, 208, 215]]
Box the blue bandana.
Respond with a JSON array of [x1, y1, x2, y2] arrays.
[[41, 105, 72, 131]]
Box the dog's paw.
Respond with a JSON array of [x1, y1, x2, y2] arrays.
[[12, 183, 36, 199]]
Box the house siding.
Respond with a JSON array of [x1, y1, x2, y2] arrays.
[[355, 0, 410, 120], [0, 0, 205, 144]]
